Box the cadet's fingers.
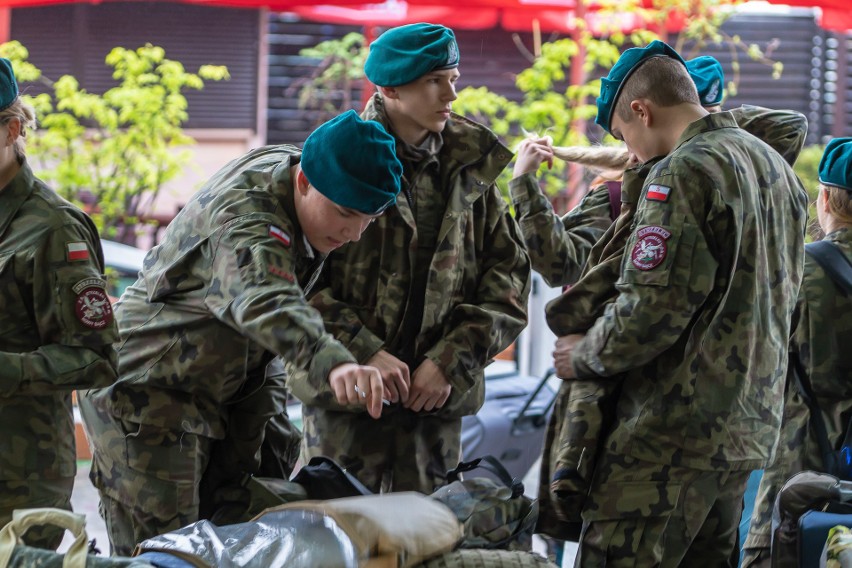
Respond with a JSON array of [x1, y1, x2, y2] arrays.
[[404, 389, 425, 413], [436, 387, 451, 409], [394, 371, 410, 403], [367, 369, 384, 419], [383, 377, 400, 403]]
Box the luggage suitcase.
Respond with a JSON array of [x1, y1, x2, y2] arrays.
[[461, 366, 558, 483]]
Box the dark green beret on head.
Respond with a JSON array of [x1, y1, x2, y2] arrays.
[[0, 58, 19, 112], [686, 56, 724, 106], [364, 23, 460, 87], [819, 137, 852, 192], [301, 110, 402, 214], [595, 40, 686, 134]]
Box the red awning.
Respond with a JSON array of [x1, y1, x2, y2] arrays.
[[763, 0, 852, 31], [292, 0, 687, 34]]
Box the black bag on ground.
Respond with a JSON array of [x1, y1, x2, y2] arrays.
[[290, 456, 373, 499], [430, 456, 538, 552]]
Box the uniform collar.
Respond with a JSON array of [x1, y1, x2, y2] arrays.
[[673, 110, 739, 153], [0, 159, 34, 242], [270, 153, 316, 260]]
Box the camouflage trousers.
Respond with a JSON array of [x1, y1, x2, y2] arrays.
[[575, 450, 750, 568], [301, 406, 461, 494], [0, 477, 74, 549], [78, 395, 211, 557]]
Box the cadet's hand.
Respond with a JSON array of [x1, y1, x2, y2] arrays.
[[553, 334, 585, 379], [405, 358, 452, 413], [328, 363, 385, 419], [367, 350, 411, 404], [512, 136, 554, 178]]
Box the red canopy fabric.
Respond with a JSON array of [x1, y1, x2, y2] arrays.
[[292, 0, 687, 34], [763, 0, 852, 31]]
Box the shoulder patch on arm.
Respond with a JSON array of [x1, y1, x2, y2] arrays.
[[72, 278, 114, 329], [269, 225, 291, 247], [631, 226, 671, 270], [66, 241, 90, 262], [646, 184, 671, 202]]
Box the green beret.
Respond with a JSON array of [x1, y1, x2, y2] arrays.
[[301, 110, 402, 214], [0, 58, 19, 112], [686, 56, 724, 107], [364, 23, 460, 87], [595, 40, 686, 134], [819, 137, 852, 192]]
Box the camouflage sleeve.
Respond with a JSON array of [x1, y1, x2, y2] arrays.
[[0, 219, 118, 395], [425, 186, 531, 393], [730, 105, 807, 166], [509, 172, 611, 287], [308, 266, 386, 364], [204, 213, 355, 384], [571, 168, 717, 378]]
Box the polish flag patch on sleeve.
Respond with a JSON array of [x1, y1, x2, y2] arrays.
[[269, 225, 291, 247], [646, 184, 672, 202], [66, 242, 90, 262]]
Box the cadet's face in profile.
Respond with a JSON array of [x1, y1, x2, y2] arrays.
[[384, 68, 460, 143], [297, 183, 378, 254]]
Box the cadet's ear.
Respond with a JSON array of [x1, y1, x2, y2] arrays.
[[295, 168, 311, 197], [378, 85, 399, 100], [630, 99, 652, 128], [4, 117, 20, 146]]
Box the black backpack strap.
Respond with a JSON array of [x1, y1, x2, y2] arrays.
[[806, 240, 852, 295], [446, 456, 525, 498]]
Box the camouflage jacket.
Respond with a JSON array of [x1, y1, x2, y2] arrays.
[[83, 146, 355, 439], [298, 95, 531, 418], [570, 110, 809, 470], [744, 228, 852, 549], [0, 161, 118, 481], [509, 176, 613, 288]]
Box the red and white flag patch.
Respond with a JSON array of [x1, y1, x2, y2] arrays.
[[646, 184, 671, 202], [269, 225, 291, 247], [66, 242, 90, 262]]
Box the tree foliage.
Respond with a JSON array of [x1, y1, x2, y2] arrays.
[[0, 41, 229, 241]]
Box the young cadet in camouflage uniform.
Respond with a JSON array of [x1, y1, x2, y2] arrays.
[[552, 41, 808, 565], [741, 138, 852, 568], [525, 56, 808, 543], [0, 58, 118, 548], [297, 23, 531, 494], [78, 110, 402, 556]]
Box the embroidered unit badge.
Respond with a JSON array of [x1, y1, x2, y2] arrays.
[[631, 225, 671, 270]]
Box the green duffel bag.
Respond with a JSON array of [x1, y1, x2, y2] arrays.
[[0, 508, 152, 568]]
